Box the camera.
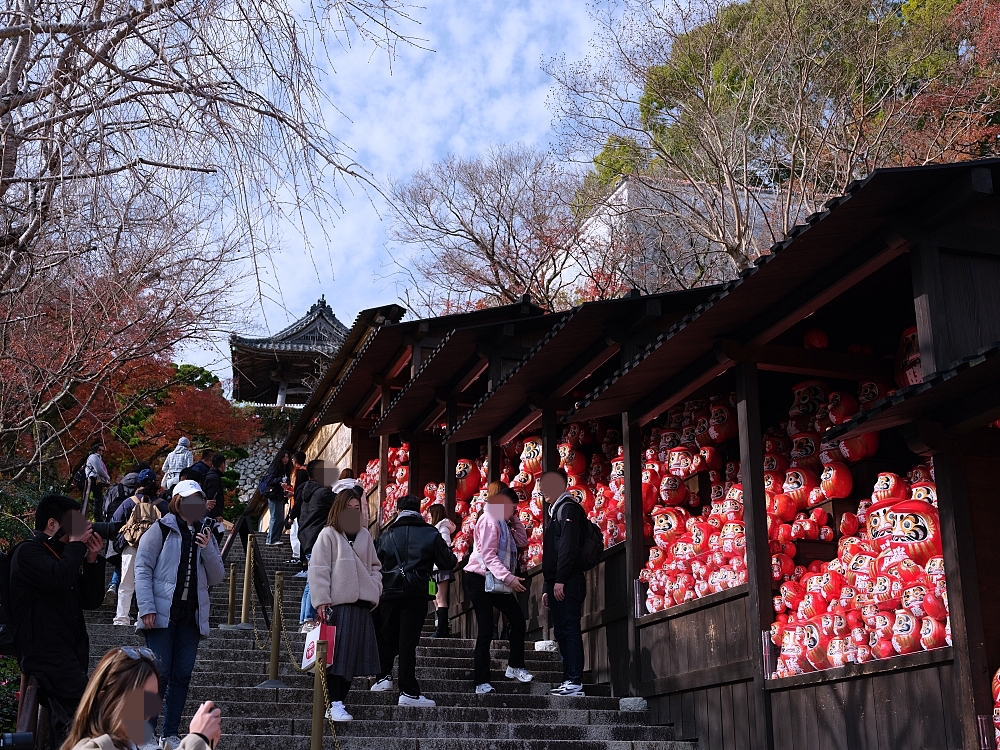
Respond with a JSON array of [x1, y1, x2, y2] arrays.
[[91, 520, 124, 541], [1, 732, 34, 750]]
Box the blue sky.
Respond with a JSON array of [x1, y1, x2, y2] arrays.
[[184, 0, 598, 381]]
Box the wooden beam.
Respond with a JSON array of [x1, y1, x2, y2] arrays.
[[735, 362, 775, 750], [412, 401, 448, 435], [933, 449, 995, 750], [716, 340, 895, 382], [638, 661, 755, 696], [548, 338, 622, 399], [372, 373, 409, 388], [487, 433, 504, 484], [541, 409, 560, 472], [444, 401, 458, 518], [354, 387, 382, 421], [490, 404, 540, 446], [454, 355, 490, 393], [936, 383, 1000, 434], [628, 351, 730, 427]]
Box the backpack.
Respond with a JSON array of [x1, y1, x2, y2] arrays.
[[555, 499, 604, 572], [103, 483, 127, 520], [258, 472, 273, 496], [0, 543, 21, 656], [121, 497, 162, 547], [71, 466, 87, 493]]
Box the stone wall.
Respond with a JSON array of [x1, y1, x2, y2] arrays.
[[231, 435, 284, 506]]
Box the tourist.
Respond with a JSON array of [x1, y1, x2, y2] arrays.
[[84, 444, 111, 520], [540, 469, 587, 697], [285, 451, 309, 564], [463, 488, 532, 694], [134, 479, 225, 750], [103, 471, 139, 601], [262, 449, 291, 545], [288, 459, 336, 628], [188, 448, 213, 481], [426, 503, 456, 639], [372, 494, 456, 707], [110, 470, 163, 626], [9, 495, 106, 748], [60, 646, 221, 750], [330, 469, 365, 526], [309, 488, 382, 722], [202, 453, 227, 543], [160, 437, 194, 493]]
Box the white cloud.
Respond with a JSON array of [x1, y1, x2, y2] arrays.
[[180, 0, 598, 381]]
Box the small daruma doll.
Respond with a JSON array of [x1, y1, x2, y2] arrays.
[[888, 499, 943, 566], [707, 399, 738, 444], [519, 437, 544, 476], [668, 446, 696, 479], [455, 459, 481, 502], [659, 475, 689, 507], [895, 326, 923, 388], [820, 462, 852, 500], [783, 468, 819, 510]]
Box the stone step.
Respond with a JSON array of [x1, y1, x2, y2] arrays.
[[212, 737, 691, 750]]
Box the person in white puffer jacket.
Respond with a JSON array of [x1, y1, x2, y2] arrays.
[[427, 503, 457, 638]]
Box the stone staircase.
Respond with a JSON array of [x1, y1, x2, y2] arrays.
[[85, 531, 694, 749]]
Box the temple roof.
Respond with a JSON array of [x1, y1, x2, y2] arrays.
[[230, 297, 351, 404], [230, 296, 349, 355]]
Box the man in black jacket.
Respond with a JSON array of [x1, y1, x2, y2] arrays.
[[540, 469, 587, 697], [9, 494, 106, 748], [202, 453, 227, 522], [372, 494, 456, 707], [286, 459, 337, 627]]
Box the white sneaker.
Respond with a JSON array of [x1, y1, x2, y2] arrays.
[[140, 738, 160, 750], [299, 621, 318, 634], [475, 683, 495, 695], [550, 682, 585, 696], [505, 666, 534, 683], [370, 676, 393, 692], [161, 736, 182, 749], [398, 693, 436, 707], [325, 701, 353, 722]]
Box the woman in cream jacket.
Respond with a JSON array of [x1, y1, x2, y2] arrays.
[[308, 487, 382, 722]]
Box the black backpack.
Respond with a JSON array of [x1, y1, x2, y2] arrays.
[[71, 466, 87, 493], [555, 499, 604, 572]]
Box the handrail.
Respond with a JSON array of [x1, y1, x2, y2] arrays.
[[224, 513, 272, 632], [15, 673, 40, 746]]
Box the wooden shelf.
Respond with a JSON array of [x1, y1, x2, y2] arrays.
[[636, 583, 749, 627], [765, 646, 953, 690]]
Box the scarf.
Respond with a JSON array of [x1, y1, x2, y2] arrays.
[[495, 515, 515, 574]]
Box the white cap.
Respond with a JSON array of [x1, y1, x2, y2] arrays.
[[172, 479, 204, 498]]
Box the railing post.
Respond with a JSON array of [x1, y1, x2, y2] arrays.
[[234, 535, 255, 630], [218, 563, 238, 629], [256, 571, 289, 689], [310, 640, 328, 750]]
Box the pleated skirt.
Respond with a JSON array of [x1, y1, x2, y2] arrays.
[[324, 601, 381, 679]]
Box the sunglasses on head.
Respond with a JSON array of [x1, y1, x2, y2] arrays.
[[120, 646, 156, 662]]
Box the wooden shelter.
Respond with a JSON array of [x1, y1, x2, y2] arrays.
[[277, 159, 1000, 750]]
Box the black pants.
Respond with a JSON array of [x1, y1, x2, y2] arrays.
[[545, 574, 586, 684], [324, 672, 351, 703], [376, 597, 428, 697], [35, 679, 83, 750], [464, 572, 526, 686]]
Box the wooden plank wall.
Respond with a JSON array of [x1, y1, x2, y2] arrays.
[[965, 452, 1000, 678], [637, 589, 760, 748], [769, 662, 962, 750]]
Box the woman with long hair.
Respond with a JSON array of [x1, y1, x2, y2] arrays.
[[308, 487, 383, 722], [61, 646, 220, 750], [463, 487, 532, 694], [426, 503, 456, 638], [133, 480, 225, 750], [263, 449, 291, 545]]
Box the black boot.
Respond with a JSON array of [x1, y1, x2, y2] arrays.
[[430, 607, 450, 638]]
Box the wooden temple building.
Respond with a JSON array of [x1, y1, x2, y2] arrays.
[[268, 159, 1000, 750]]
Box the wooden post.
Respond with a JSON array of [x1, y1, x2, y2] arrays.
[[621, 412, 646, 696], [487, 432, 503, 485], [541, 409, 559, 472], [735, 362, 775, 750], [310, 640, 328, 750], [444, 400, 458, 518], [405, 435, 419, 499], [934, 448, 995, 749], [377, 387, 391, 529]]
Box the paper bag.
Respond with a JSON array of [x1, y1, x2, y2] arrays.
[[301, 623, 336, 670]]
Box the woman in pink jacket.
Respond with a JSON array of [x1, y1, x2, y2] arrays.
[[463, 487, 532, 694]]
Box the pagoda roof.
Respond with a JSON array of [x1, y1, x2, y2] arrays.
[[230, 296, 349, 355]]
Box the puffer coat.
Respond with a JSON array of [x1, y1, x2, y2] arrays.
[[133, 512, 225, 636]]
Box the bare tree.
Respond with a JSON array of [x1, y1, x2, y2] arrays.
[[386, 143, 586, 313], [0, 0, 419, 477], [546, 0, 984, 276]]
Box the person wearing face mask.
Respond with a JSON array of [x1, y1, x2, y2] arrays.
[[133, 480, 225, 750], [61, 646, 221, 750], [308, 487, 382, 722], [9, 495, 106, 749], [462, 488, 532, 694]]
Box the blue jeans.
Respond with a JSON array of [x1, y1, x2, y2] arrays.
[[109, 567, 121, 589], [144, 614, 201, 737], [267, 500, 285, 543], [300, 554, 316, 623], [547, 574, 586, 684]]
